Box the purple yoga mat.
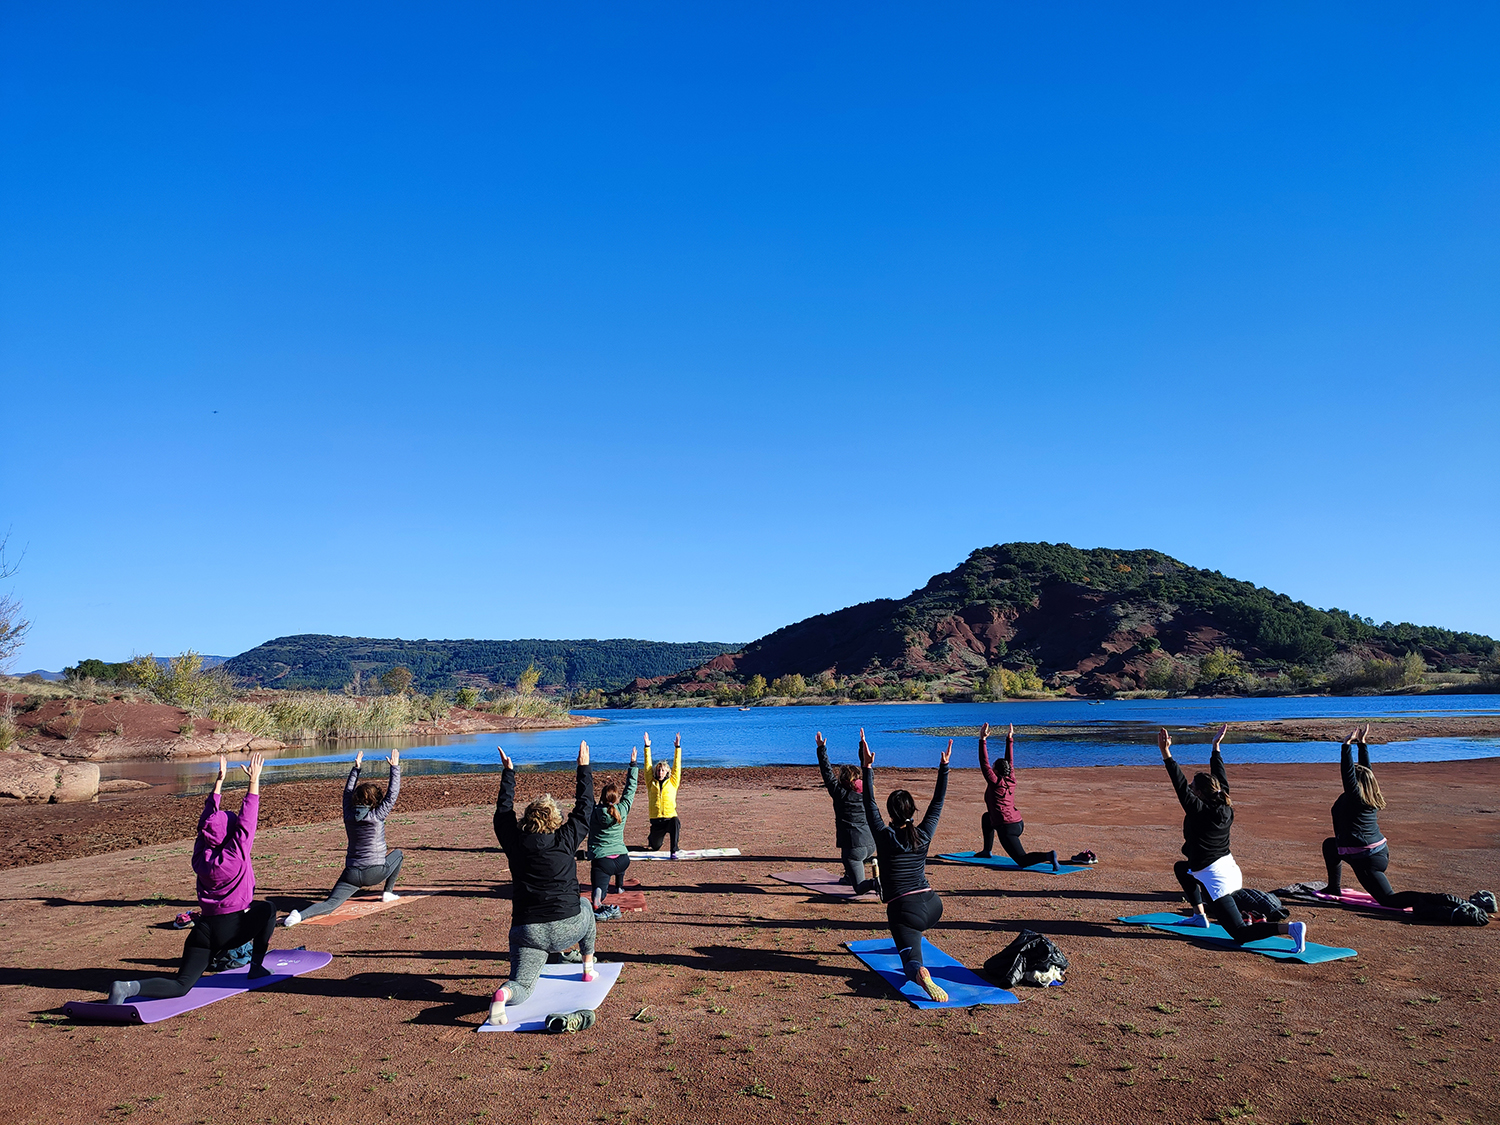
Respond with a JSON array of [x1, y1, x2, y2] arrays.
[[772, 868, 880, 901], [63, 948, 333, 1024], [1313, 889, 1409, 913]]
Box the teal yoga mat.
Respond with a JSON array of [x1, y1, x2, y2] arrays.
[[846, 937, 1021, 1009], [939, 851, 1093, 874], [1117, 912, 1357, 964]]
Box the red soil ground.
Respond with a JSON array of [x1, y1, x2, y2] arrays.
[[0, 760, 1496, 1125]]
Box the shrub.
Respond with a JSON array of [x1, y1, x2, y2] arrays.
[[380, 666, 414, 695], [746, 675, 767, 700], [1198, 647, 1244, 682], [1400, 650, 1427, 688], [455, 686, 480, 709], [769, 673, 806, 698], [516, 663, 542, 696]]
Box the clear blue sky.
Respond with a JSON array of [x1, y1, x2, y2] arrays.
[[3, 3, 1498, 671]]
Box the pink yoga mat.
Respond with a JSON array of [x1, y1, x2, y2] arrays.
[[1313, 889, 1410, 913], [772, 868, 880, 901], [63, 948, 333, 1024], [296, 889, 434, 927]]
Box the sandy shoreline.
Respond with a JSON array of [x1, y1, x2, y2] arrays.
[[0, 758, 1494, 1124]]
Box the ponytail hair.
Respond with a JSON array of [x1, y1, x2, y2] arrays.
[[887, 789, 918, 848], [600, 781, 622, 824], [1192, 772, 1231, 808]]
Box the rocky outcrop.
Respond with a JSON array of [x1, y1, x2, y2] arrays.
[[0, 752, 99, 802]]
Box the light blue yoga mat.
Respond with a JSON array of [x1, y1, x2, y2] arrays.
[[1117, 912, 1357, 964], [846, 936, 1021, 1009], [940, 851, 1093, 875]]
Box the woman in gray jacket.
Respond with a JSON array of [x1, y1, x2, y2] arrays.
[[816, 732, 879, 895], [284, 748, 403, 926]]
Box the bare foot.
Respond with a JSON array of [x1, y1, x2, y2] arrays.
[[915, 967, 948, 1003]]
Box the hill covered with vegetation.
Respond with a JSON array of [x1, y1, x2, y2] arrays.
[[222, 636, 740, 694], [611, 542, 1498, 704]]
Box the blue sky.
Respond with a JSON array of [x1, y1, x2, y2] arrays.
[[3, 3, 1498, 671]]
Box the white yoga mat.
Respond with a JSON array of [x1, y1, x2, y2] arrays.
[[475, 961, 623, 1033], [627, 847, 741, 860]]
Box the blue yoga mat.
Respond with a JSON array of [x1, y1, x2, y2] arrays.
[[1117, 912, 1357, 964], [846, 936, 1021, 1008], [940, 851, 1093, 875]]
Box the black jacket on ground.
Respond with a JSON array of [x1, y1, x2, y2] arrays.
[[494, 763, 592, 927], [817, 742, 875, 852], [1331, 742, 1384, 849], [1166, 748, 1234, 871], [863, 763, 947, 901]]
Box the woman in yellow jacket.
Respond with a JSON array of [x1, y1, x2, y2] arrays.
[[643, 732, 682, 858]]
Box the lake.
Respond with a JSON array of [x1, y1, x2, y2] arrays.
[[103, 694, 1500, 791]]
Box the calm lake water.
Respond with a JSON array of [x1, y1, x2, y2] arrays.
[[104, 694, 1500, 792]]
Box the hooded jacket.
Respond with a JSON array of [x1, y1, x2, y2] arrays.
[[344, 761, 401, 869], [1166, 747, 1234, 871], [494, 763, 593, 927], [817, 742, 875, 852], [193, 792, 259, 916]]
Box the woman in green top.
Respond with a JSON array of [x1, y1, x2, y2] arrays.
[[588, 746, 639, 920]]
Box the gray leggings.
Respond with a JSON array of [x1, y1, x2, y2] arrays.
[[505, 906, 597, 1006], [296, 850, 404, 921], [843, 845, 876, 891]]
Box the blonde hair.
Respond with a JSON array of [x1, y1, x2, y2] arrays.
[[520, 794, 563, 834], [1354, 765, 1386, 810]]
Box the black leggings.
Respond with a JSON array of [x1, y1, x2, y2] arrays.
[[981, 815, 1051, 868], [590, 853, 631, 902], [1322, 839, 1427, 910], [137, 901, 278, 998], [296, 850, 405, 921], [1173, 861, 1288, 945], [647, 817, 680, 853], [886, 890, 943, 977]]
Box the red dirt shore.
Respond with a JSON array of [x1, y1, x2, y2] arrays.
[[1, 760, 1497, 1125]]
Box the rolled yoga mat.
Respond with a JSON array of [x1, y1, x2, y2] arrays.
[[627, 847, 741, 860], [846, 936, 1021, 1009], [476, 961, 623, 1033], [63, 948, 333, 1024], [771, 868, 880, 901], [1117, 913, 1357, 964], [939, 851, 1093, 875]]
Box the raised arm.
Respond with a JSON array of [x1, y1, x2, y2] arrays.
[[670, 734, 682, 787], [559, 742, 595, 851], [1357, 724, 1371, 770], [231, 753, 265, 852], [977, 722, 998, 785], [816, 733, 837, 793], [1340, 729, 1360, 797], [858, 730, 884, 833], [619, 759, 639, 817], [493, 747, 517, 842], [1161, 728, 1199, 813], [918, 741, 952, 836], [373, 748, 401, 821], [343, 755, 361, 814], [1209, 724, 1230, 794], [1004, 724, 1015, 781]]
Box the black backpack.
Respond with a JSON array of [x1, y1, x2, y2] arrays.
[[1230, 888, 1289, 923], [984, 929, 1069, 988]]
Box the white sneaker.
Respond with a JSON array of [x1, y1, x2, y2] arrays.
[[282, 909, 302, 928], [1288, 921, 1308, 954], [381, 892, 400, 903]]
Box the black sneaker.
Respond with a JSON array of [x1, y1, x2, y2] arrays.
[[545, 1008, 597, 1033]]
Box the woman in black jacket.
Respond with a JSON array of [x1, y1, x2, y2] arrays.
[[816, 732, 879, 895], [1161, 726, 1308, 952], [488, 740, 598, 1027], [1324, 726, 1490, 924], [860, 729, 951, 1002]]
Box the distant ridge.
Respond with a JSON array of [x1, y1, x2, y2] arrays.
[[615, 542, 1497, 701], [222, 635, 740, 693]]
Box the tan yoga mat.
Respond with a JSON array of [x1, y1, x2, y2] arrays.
[[296, 889, 436, 926], [579, 879, 647, 912]]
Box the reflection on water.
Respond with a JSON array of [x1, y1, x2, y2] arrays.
[[98, 695, 1500, 794]]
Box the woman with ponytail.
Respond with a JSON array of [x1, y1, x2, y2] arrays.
[[860, 729, 952, 1002], [588, 746, 639, 920], [1161, 725, 1308, 951]]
